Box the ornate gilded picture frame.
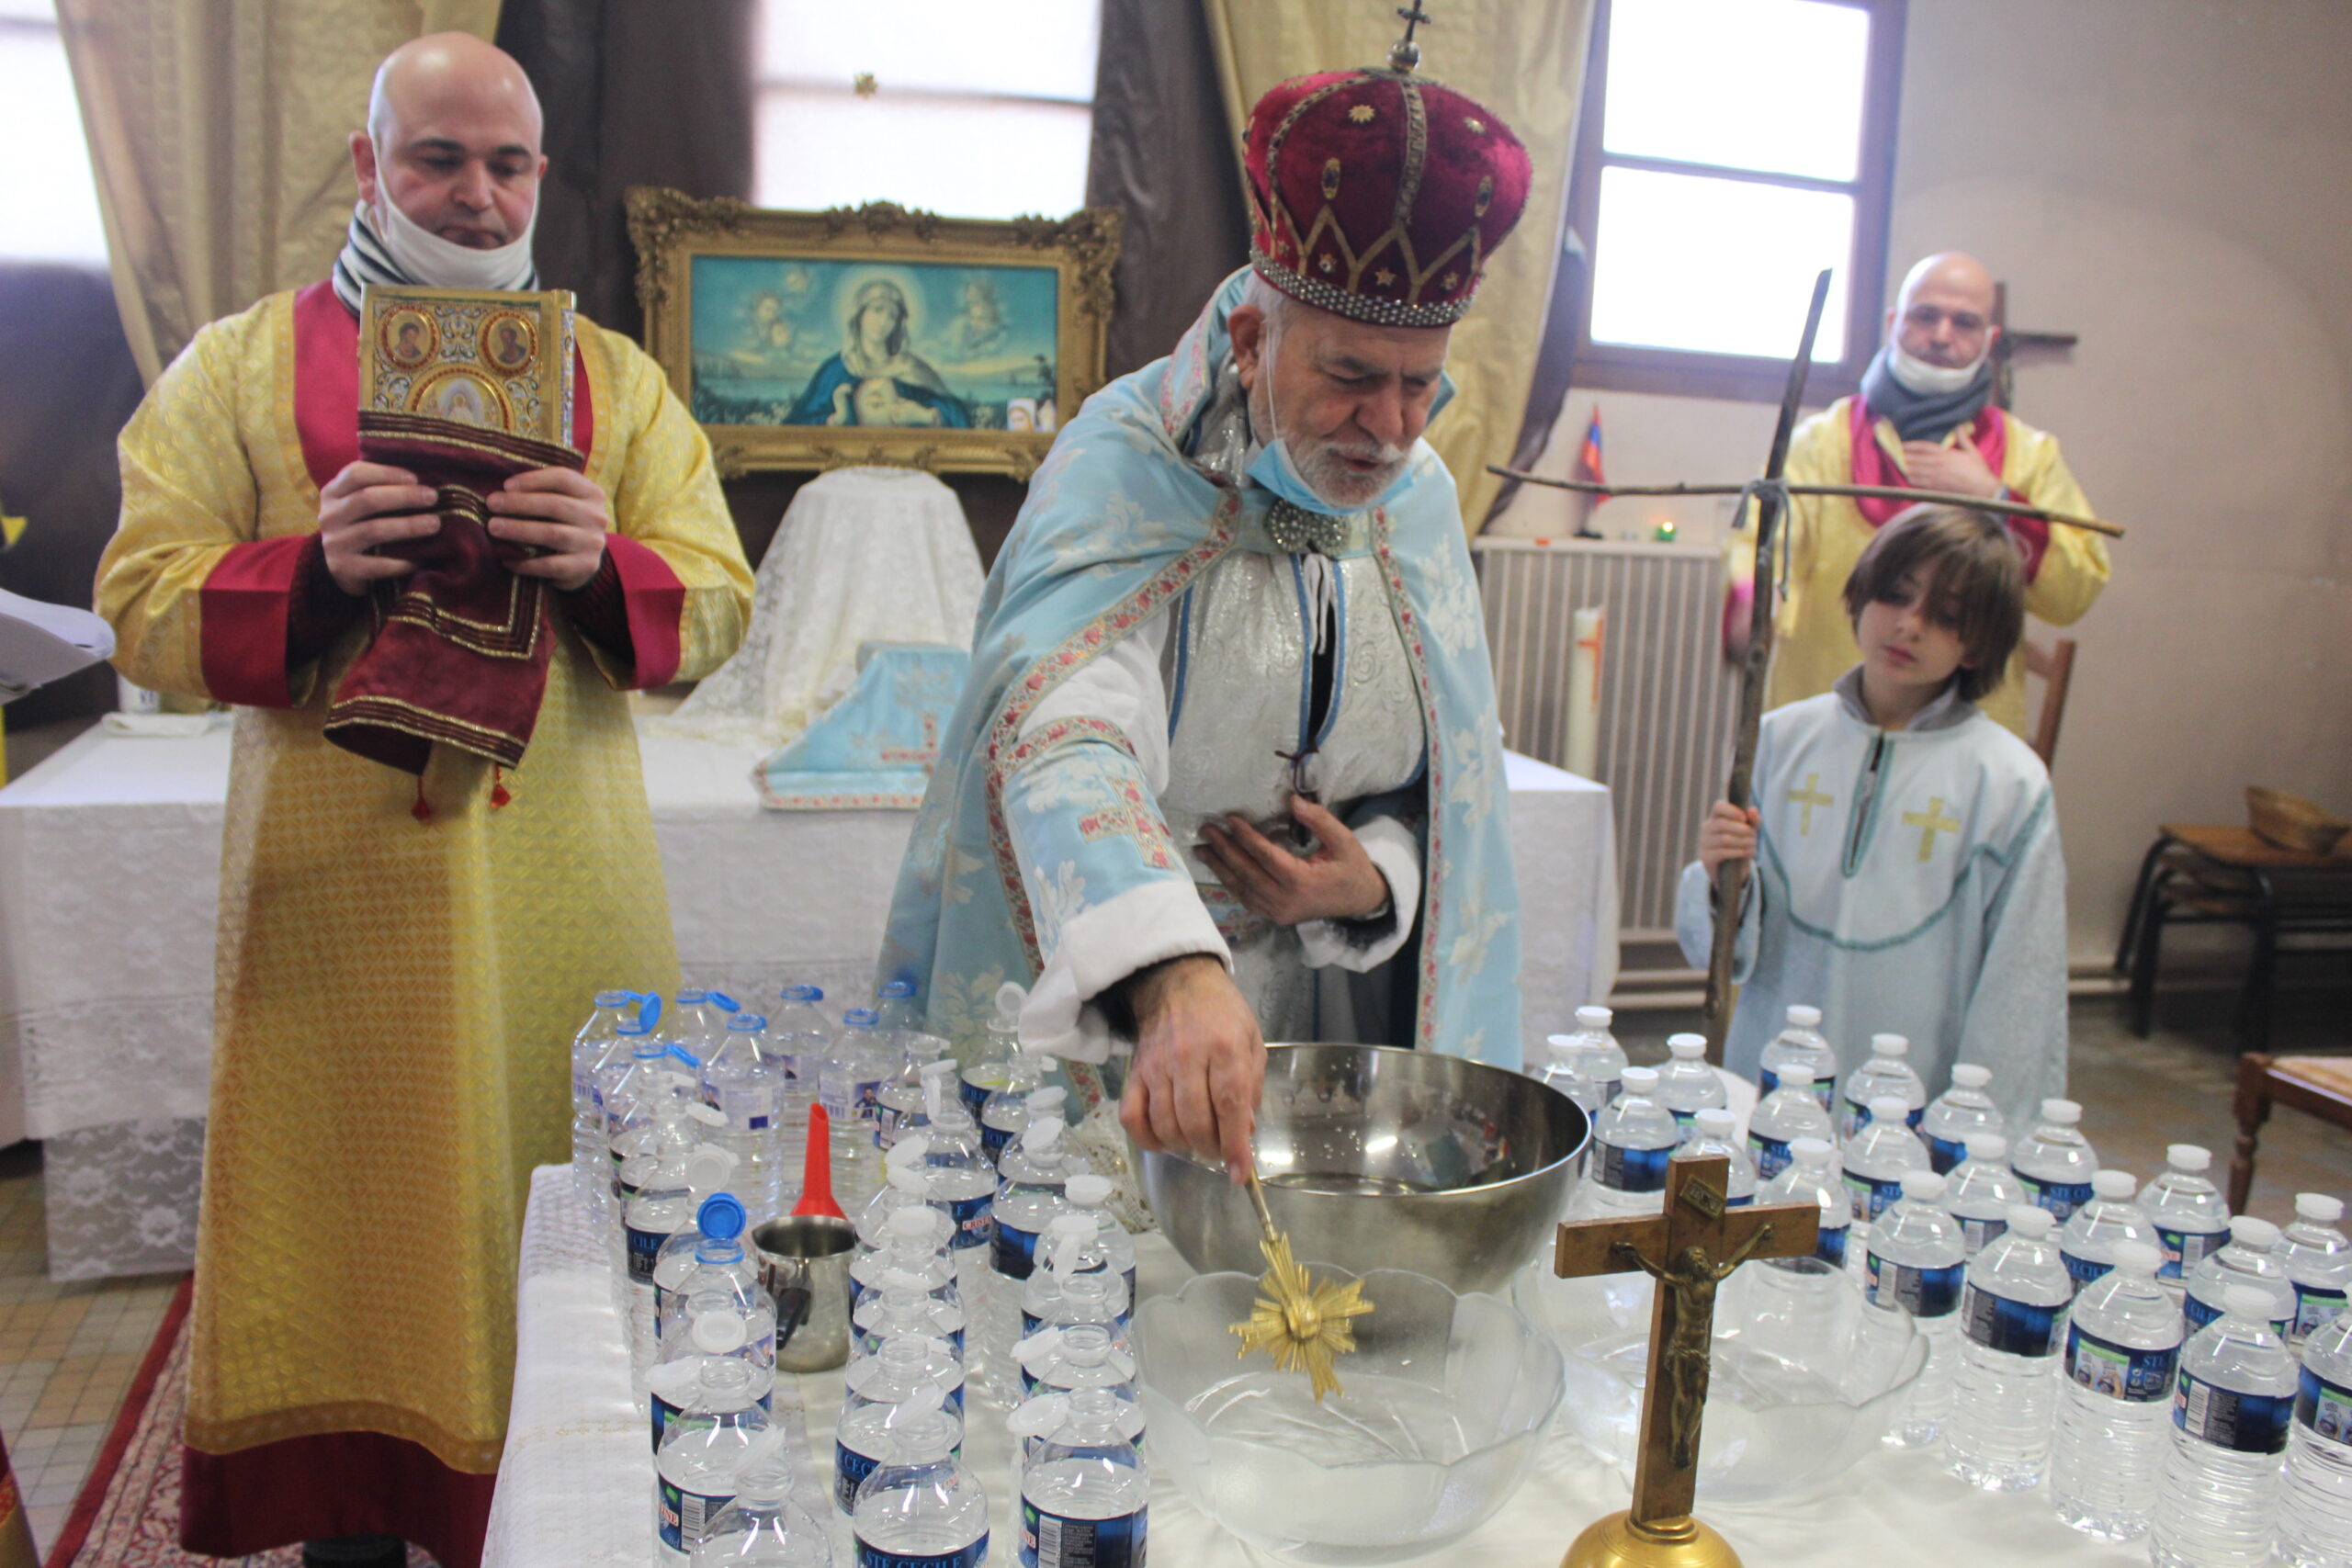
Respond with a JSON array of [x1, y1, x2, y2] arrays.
[[629, 188, 1120, 479]]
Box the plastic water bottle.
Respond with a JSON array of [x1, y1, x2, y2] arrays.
[[1672, 1108, 1756, 1205], [1009, 1388, 1148, 1568], [2051, 1241, 2181, 1539], [980, 1051, 1055, 1162], [1024, 1215, 1133, 1337], [856, 1157, 954, 1261], [820, 1010, 890, 1215], [572, 990, 640, 1210], [1656, 1034, 1726, 1130], [626, 1100, 737, 1377], [1948, 1204, 2072, 1489], [848, 1385, 989, 1564], [2276, 1193, 2351, 1346], [1532, 1032, 1603, 1123], [851, 1208, 960, 1319], [2057, 1168, 2159, 1295], [1942, 1133, 2028, 1259], [959, 991, 1020, 1118], [656, 1355, 775, 1562], [772, 985, 833, 1085], [851, 1274, 967, 1379], [654, 1194, 767, 1348], [1743, 1137, 1854, 1365], [2186, 1216, 2297, 1339], [1839, 1033, 1928, 1140], [2140, 1144, 2232, 1290], [1550, 1005, 1627, 1104], [2011, 1099, 2098, 1222], [1842, 1094, 1930, 1231], [689, 1426, 833, 1566], [992, 1118, 1082, 1286], [1920, 1062, 2005, 1175], [875, 977, 922, 1035], [673, 988, 737, 1066], [649, 1301, 775, 1452], [1060, 1174, 1136, 1307], [1747, 1065, 1835, 1182], [2150, 1284, 2299, 1568], [875, 1033, 950, 1156], [1017, 1321, 1141, 1414], [837, 1350, 963, 1516], [915, 1067, 999, 1261], [704, 1013, 787, 1221], [1573, 1066, 1679, 1218], [2278, 1310, 2352, 1568], [1865, 1168, 1967, 1446], [601, 1021, 682, 1211], [1757, 1003, 1838, 1111]]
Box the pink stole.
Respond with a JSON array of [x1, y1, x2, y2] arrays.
[[1845, 396, 2007, 526]]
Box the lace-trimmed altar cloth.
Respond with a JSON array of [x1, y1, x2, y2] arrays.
[[649, 467, 985, 748]]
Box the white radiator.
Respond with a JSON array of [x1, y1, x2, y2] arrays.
[[1476, 536, 1738, 937]]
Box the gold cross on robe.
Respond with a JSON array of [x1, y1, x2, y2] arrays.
[[1553, 1158, 1818, 1561], [1786, 773, 1833, 835], [1900, 795, 1961, 863]]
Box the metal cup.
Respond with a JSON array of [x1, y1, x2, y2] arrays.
[[753, 1214, 857, 1372]]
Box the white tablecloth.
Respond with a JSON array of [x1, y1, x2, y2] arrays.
[[0, 728, 1613, 1278], [487, 1164, 2142, 1568]]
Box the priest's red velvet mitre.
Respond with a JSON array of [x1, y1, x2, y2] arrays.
[[1244, 53, 1532, 326]]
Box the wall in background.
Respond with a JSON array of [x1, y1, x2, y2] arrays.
[[1493, 0, 2352, 963]]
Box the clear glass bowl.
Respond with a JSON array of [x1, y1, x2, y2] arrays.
[[1514, 1261, 1928, 1503], [1136, 1267, 1565, 1564]]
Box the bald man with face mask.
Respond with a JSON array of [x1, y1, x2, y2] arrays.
[[94, 35, 751, 1568], [1761, 253, 2110, 737]]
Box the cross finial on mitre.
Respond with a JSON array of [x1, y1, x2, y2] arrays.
[[1389, 3, 1433, 72]]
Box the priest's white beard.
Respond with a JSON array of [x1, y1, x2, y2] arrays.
[[1248, 374, 1409, 511]]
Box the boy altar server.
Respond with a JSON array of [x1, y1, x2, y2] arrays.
[[1679, 505, 2067, 1128]]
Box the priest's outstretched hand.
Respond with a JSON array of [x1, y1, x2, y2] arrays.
[[488, 468, 613, 591], [1120, 954, 1265, 1186]]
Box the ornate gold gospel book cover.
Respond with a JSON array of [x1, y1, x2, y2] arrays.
[[359, 285, 578, 449]]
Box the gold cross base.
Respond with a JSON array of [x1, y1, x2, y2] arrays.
[[1562, 1510, 1742, 1568]]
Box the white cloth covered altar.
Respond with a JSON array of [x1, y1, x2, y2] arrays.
[[650, 466, 986, 747], [0, 728, 1614, 1279]]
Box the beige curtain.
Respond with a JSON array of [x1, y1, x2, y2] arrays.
[[1203, 0, 1592, 529], [57, 0, 503, 385]]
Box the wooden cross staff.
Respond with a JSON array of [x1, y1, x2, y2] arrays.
[[1485, 470, 2125, 539], [1555, 1156, 1819, 1568]]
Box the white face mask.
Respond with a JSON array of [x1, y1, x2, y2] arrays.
[[366, 144, 537, 291], [1886, 338, 1985, 397]]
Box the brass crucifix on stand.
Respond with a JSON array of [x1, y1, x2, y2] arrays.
[[1553, 1156, 1819, 1568]]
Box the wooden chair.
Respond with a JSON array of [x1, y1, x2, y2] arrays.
[[2023, 637, 2076, 771], [2230, 1052, 2352, 1211]]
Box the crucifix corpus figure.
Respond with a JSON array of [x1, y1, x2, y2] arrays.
[[1553, 1156, 1819, 1568]]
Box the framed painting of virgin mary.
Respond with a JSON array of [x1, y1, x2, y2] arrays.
[[628, 188, 1119, 479]]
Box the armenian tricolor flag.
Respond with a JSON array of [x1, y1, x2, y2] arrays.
[[1576, 407, 1610, 501]]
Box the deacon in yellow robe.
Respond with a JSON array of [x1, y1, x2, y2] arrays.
[[93, 34, 750, 1568], [1765, 253, 2109, 737]]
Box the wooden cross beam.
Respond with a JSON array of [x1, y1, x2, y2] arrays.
[[1991, 280, 2079, 412], [1555, 1157, 1818, 1563]]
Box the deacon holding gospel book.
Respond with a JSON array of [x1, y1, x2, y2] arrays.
[[92, 34, 751, 1568]]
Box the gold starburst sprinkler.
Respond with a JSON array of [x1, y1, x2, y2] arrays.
[[1229, 1169, 1374, 1402]]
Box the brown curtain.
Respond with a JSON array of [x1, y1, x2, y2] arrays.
[[0, 264, 148, 731], [1085, 0, 1252, 378], [495, 0, 757, 340], [56, 0, 504, 385], [1201, 0, 1594, 532]]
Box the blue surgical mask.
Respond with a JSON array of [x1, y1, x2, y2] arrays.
[[1245, 433, 1414, 516]]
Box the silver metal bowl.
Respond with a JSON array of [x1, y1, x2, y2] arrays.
[[1136, 1043, 1589, 1293]]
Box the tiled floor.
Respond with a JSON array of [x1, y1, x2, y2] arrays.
[[0, 1141, 182, 1554], [0, 992, 2332, 1562]]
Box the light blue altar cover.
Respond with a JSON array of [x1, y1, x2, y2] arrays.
[[880, 269, 1522, 1066], [756, 642, 968, 810]]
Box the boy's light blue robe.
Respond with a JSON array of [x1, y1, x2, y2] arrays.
[[881, 272, 1521, 1094], [1677, 669, 2068, 1130]]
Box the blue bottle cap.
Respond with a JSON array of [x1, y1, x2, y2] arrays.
[[707, 990, 739, 1013], [594, 989, 636, 1008], [616, 1021, 650, 1037], [842, 1008, 880, 1029], [636, 994, 663, 1031], [696, 1191, 746, 1242], [880, 979, 916, 999], [780, 984, 823, 1002], [729, 1013, 768, 1032]]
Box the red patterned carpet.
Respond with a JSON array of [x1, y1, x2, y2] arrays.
[[44, 1282, 429, 1568]]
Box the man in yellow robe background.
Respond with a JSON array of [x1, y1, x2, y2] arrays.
[[1766, 252, 2109, 737], [94, 35, 752, 1568]]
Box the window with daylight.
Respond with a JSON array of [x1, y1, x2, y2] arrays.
[[0, 0, 107, 265], [1570, 0, 1905, 400], [752, 0, 1101, 220]]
